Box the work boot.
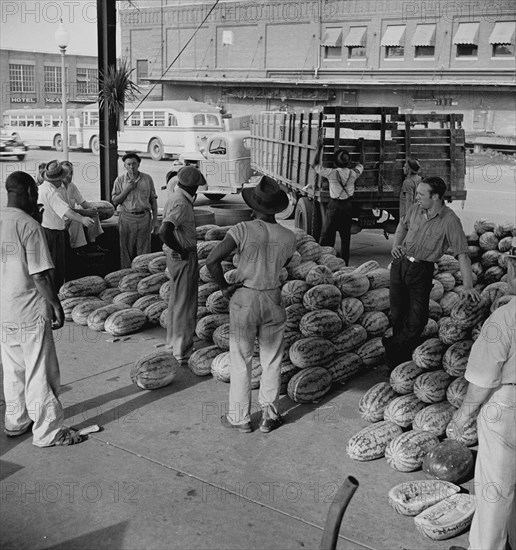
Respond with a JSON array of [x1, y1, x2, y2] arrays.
[[260, 414, 283, 433]]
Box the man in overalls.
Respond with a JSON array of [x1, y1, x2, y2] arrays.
[[206, 176, 296, 433]]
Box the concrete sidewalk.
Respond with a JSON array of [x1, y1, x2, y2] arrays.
[[0, 233, 472, 550]]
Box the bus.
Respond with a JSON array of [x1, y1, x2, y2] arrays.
[[2, 108, 84, 151], [82, 100, 225, 160]]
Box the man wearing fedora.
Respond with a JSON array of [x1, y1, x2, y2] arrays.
[[112, 152, 159, 269], [448, 245, 516, 550], [39, 160, 95, 290], [159, 166, 205, 366], [312, 138, 363, 266], [206, 176, 296, 433], [399, 156, 422, 221]]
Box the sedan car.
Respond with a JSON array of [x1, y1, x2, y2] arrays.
[[0, 131, 28, 160]]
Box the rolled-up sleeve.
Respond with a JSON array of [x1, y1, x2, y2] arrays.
[[24, 226, 54, 275], [47, 188, 70, 219], [314, 165, 333, 178]]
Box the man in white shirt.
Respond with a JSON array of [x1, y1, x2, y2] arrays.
[[39, 160, 94, 290]]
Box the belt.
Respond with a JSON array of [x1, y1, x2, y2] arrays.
[[125, 210, 148, 215], [404, 255, 430, 264]]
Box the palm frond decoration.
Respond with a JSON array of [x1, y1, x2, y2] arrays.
[[98, 58, 140, 125]]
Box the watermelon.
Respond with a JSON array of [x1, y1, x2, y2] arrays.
[[359, 382, 399, 423], [326, 352, 363, 384], [429, 280, 445, 302], [280, 361, 301, 395], [445, 416, 478, 447], [481, 281, 510, 306], [285, 303, 308, 331], [112, 291, 142, 307], [206, 291, 230, 314], [421, 318, 439, 339], [195, 314, 230, 341], [412, 338, 448, 370], [438, 316, 470, 345], [436, 255, 459, 274], [147, 255, 168, 274], [59, 275, 106, 298], [422, 440, 474, 482], [131, 252, 163, 273], [118, 272, 149, 292], [289, 337, 335, 369], [334, 272, 370, 297], [498, 235, 513, 252], [288, 261, 318, 281], [365, 268, 390, 289], [383, 394, 426, 428], [483, 266, 505, 284], [198, 283, 220, 307], [346, 421, 403, 461], [388, 480, 460, 517], [71, 299, 105, 326], [359, 288, 390, 312], [442, 340, 474, 377], [281, 280, 310, 306], [306, 265, 334, 286], [434, 272, 456, 292], [98, 287, 121, 303], [337, 297, 365, 326], [132, 294, 162, 312], [413, 402, 455, 437], [353, 260, 380, 275], [61, 296, 92, 321], [481, 250, 502, 268], [494, 221, 514, 239], [144, 301, 168, 326], [413, 371, 453, 404], [330, 324, 368, 354], [287, 367, 333, 403], [389, 361, 426, 395], [89, 200, 115, 221], [319, 254, 346, 273], [474, 218, 496, 235], [385, 430, 440, 472], [355, 337, 384, 367], [359, 311, 390, 338], [446, 376, 468, 408], [297, 240, 321, 262], [299, 309, 342, 338], [478, 231, 499, 251], [302, 284, 341, 311], [130, 351, 178, 390], [104, 308, 147, 336], [450, 298, 489, 329], [428, 300, 443, 321], [87, 303, 126, 332], [439, 292, 461, 316]]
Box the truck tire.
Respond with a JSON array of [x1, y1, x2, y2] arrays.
[[149, 138, 164, 161], [54, 134, 63, 152], [295, 197, 322, 240], [276, 191, 296, 220], [90, 135, 100, 155]]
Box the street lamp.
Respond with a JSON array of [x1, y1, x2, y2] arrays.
[[55, 20, 70, 161]]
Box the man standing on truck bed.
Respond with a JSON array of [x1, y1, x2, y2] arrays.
[[399, 157, 421, 221], [383, 176, 481, 369], [112, 153, 160, 269], [311, 138, 363, 265]]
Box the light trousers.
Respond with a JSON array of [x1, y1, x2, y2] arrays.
[[469, 384, 516, 550], [165, 251, 199, 363], [66, 216, 103, 249], [118, 210, 151, 269], [1, 318, 64, 447], [228, 287, 286, 425]]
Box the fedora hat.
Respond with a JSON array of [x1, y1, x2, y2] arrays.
[[42, 160, 70, 183], [177, 166, 206, 188], [122, 152, 141, 163], [242, 176, 289, 215]]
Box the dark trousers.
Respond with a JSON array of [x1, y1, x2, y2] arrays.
[[319, 198, 353, 265], [43, 227, 68, 293], [384, 256, 434, 368]]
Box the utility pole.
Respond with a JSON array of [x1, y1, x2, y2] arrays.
[[97, 0, 118, 201]]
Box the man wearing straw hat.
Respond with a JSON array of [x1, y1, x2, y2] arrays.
[[448, 244, 516, 550], [39, 160, 95, 290], [206, 176, 296, 433]]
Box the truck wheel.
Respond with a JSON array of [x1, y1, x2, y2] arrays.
[[276, 191, 296, 220], [54, 134, 63, 151], [90, 135, 100, 155], [149, 138, 164, 161], [295, 197, 322, 240], [17, 154, 26, 161], [202, 194, 226, 201]]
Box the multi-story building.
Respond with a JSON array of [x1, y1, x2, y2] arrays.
[[120, 0, 515, 142], [0, 49, 98, 115]]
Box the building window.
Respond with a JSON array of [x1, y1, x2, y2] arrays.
[[456, 44, 478, 57], [324, 46, 342, 59], [385, 46, 404, 58], [136, 60, 148, 85], [76, 68, 97, 95], [44, 66, 69, 94], [348, 46, 366, 58], [321, 28, 342, 60], [415, 46, 435, 57], [493, 43, 515, 56], [9, 64, 35, 93]]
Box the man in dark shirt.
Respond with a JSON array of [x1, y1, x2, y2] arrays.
[[383, 176, 480, 369]]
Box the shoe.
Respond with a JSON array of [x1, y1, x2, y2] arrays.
[[4, 421, 33, 438], [73, 246, 90, 257], [220, 414, 252, 433], [448, 547, 467, 550], [260, 415, 283, 433], [91, 244, 109, 253], [52, 428, 83, 446]]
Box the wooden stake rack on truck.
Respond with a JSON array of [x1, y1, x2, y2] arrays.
[[249, 106, 466, 240]]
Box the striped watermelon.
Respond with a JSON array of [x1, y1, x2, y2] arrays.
[[481, 281, 510, 306], [281, 280, 310, 306], [494, 221, 514, 239], [288, 261, 318, 280], [118, 272, 149, 292], [104, 308, 147, 336], [498, 235, 514, 252], [326, 352, 363, 384], [442, 340, 474, 377], [210, 351, 231, 382], [87, 303, 126, 332], [287, 367, 333, 403], [359, 288, 390, 312], [389, 361, 426, 395], [450, 298, 489, 329], [198, 283, 220, 307], [212, 323, 230, 350], [98, 287, 122, 303], [147, 255, 168, 274], [299, 309, 342, 338], [330, 324, 368, 354], [359, 382, 399, 423], [360, 311, 389, 337], [429, 280, 445, 302], [159, 281, 171, 302], [137, 273, 169, 295], [413, 371, 453, 403], [479, 231, 499, 251], [204, 226, 231, 241], [438, 317, 470, 345], [445, 416, 478, 446], [320, 245, 337, 256], [71, 299, 105, 326], [195, 314, 229, 341], [206, 291, 230, 314], [130, 351, 178, 390], [59, 275, 107, 298], [196, 224, 218, 240], [297, 240, 321, 262], [132, 294, 162, 312], [112, 291, 142, 307], [319, 254, 347, 273], [334, 272, 370, 297], [353, 260, 380, 275], [446, 377, 468, 408], [428, 300, 443, 321], [61, 296, 92, 321], [436, 255, 459, 274], [365, 268, 390, 290], [302, 284, 341, 311], [481, 249, 502, 268], [383, 394, 426, 428], [285, 304, 308, 331], [131, 252, 163, 273], [355, 337, 385, 367], [434, 272, 457, 292], [159, 308, 168, 329], [385, 430, 439, 472], [413, 338, 448, 370], [289, 337, 335, 369], [421, 318, 439, 339], [439, 292, 461, 316], [483, 266, 505, 284], [337, 297, 365, 327], [474, 218, 496, 235], [280, 361, 301, 395], [285, 250, 302, 269], [413, 403, 455, 436], [144, 301, 168, 325], [197, 240, 219, 260], [347, 421, 403, 461], [306, 265, 334, 286]]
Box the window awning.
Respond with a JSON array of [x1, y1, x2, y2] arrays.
[[412, 25, 436, 46], [321, 28, 342, 47], [453, 22, 479, 45], [489, 21, 516, 44], [343, 27, 367, 47], [381, 25, 406, 47]]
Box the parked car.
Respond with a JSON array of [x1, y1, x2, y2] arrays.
[[0, 130, 28, 160]]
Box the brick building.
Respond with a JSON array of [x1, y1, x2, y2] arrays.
[[120, 0, 515, 142], [0, 49, 98, 116]]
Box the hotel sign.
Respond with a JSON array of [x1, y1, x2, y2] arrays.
[[11, 97, 37, 104]]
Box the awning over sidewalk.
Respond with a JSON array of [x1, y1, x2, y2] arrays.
[[453, 22, 479, 45], [381, 25, 406, 46], [412, 25, 436, 46], [321, 28, 342, 47], [489, 21, 516, 44], [343, 26, 367, 47]]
